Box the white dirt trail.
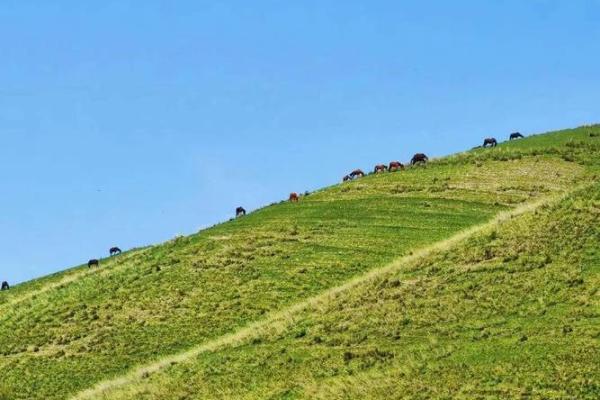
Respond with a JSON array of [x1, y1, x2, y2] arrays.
[[69, 185, 587, 400]]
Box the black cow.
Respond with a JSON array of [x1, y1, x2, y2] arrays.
[[1, 281, 9, 291], [88, 259, 99, 268], [510, 132, 524, 140], [483, 138, 497, 147], [411, 153, 428, 165], [236, 206, 246, 217], [109, 247, 122, 256]]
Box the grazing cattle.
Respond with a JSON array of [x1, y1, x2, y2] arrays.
[[289, 192, 299, 202], [236, 206, 246, 217], [88, 259, 99, 268], [374, 164, 387, 173], [349, 169, 365, 179], [510, 132, 524, 140], [342, 175, 352, 182], [483, 137, 497, 147], [1, 281, 9, 291], [388, 161, 404, 171], [109, 247, 122, 256], [411, 153, 428, 165]]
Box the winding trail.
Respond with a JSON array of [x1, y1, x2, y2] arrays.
[[69, 185, 587, 400]]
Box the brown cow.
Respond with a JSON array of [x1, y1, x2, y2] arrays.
[[483, 137, 497, 147], [289, 192, 299, 202], [388, 161, 404, 171], [374, 164, 387, 173], [349, 169, 365, 178], [411, 153, 428, 165]]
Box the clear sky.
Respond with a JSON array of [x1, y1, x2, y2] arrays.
[[1, 1, 598, 284]]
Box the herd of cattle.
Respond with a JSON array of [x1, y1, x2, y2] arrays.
[[0, 132, 524, 289], [337, 132, 523, 184]]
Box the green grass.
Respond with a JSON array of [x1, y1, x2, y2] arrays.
[[0, 125, 599, 400], [97, 181, 600, 400]]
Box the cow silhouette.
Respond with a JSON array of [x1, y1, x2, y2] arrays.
[[88, 259, 99, 268], [510, 132, 524, 140], [374, 164, 387, 173], [388, 161, 404, 171], [342, 175, 352, 182], [1, 281, 9, 291], [411, 153, 428, 165], [109, 247, 122, 256], [349, 169, 365, 179], [236, 207, 246, 217], [483, 138, 497, 147]]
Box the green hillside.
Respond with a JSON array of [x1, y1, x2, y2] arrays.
[[1, 126, 599, 400]]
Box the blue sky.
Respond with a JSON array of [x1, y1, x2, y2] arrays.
[[1, 1, 598, 284]]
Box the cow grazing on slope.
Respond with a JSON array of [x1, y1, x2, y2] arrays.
[[374, 164, 387, 173], [510, 132, 524, 140], [109, 247, 122, 256], [411, 153, 428, 165], [349, 169, 365, 179], [1, 281, 9, 291], [388, 161, 404, 171], [236, 206, 246, 217], [88, 259, 99, 268], [289, 192, 299, 202], [483, 138, 498, 147]]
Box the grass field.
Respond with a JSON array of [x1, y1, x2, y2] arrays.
[[0, 125, 599, 399]]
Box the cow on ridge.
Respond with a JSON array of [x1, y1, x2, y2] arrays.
[[411, 153, 428, 165], [349, 169, 365, 179], [510, 132, 524, 140], [483, 138, 497, 147], [388, 161, 404, 171], [374, 164, 387, 174]]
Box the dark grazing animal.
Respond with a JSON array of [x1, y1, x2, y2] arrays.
[[236, 206, 246, 217], [88, 259, 99, 268], [1, 281, 9, 291], [483, 137, 497, 147], [374, 164, 387, 173], [510, 132, 524, 140], [388, 161, 404, 171], [342, 175, 352, 182], [109, 247, 122, 256], [411, 153, 428, 165], [349, 169, 365, 178], [289, 192, 299, 202]]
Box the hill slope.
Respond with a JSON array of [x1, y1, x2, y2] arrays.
[[1, 126, 599, 399]]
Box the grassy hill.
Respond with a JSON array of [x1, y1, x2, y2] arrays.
[[1, 126, 599, 399]]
